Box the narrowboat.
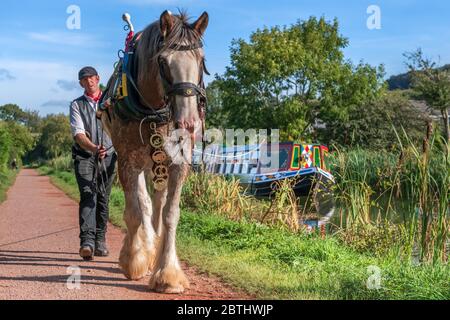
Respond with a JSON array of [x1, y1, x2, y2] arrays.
[[193, 142, 335, 199]]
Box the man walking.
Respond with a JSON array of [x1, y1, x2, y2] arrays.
[[11, 158, 18, 170], [70, 66, 117, 261]]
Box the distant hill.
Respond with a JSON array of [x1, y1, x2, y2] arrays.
[[387, 72, 412, 90], [387, 64, 450, 90]]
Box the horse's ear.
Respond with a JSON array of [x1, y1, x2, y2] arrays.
[[191, 11, 209, 36], [160, 10, 174, 37]]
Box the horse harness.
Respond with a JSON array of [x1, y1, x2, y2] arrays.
[[98, 32, 209, 191]]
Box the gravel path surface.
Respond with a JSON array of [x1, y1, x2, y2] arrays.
[[0, 169, 250, 300]]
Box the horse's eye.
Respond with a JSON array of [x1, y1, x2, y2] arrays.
[[159, 58, 170, 72], [159, 57, 168, 66]]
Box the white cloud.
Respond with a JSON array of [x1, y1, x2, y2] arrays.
[[57, 80, 79, 91], [26, 31, 109, 48], [41, 100, 72, 108], [0, 59, 77, 81]]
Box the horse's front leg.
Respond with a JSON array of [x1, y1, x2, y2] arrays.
[[149, 164, 189, 293], [119, 165, 157, 280], [152, 188, 168, 237]]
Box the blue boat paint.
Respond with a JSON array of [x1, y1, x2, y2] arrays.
[[193, 142, 335, 198]]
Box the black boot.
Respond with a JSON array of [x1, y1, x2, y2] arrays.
[[94, 240, 109, 257], [79, 245, 94, 261]]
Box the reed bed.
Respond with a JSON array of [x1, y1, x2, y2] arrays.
[[331, 125, 449, 263], [182, 172, 306, 232]]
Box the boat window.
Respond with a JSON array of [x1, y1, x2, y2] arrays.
[[258, 146, 290, 173], [225, 162, 233, 174], [242, 163, 249, 174], [219, 160, 226, 174]]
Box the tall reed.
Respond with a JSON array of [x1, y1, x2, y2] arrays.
[[330, 123, 449, 263], [393, 124, 449, 263], [46, 154, 73, 172], [182, 172, 303, 232]]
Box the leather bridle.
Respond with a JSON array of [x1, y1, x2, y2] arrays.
[[157, 41, 210, 122]]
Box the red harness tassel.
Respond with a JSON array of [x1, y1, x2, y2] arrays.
[[125, 31, 135, 52]]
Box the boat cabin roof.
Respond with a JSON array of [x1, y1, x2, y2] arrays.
[[193, 142, 331, 175]]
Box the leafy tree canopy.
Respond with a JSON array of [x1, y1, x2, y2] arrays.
[[207, 16, 385, 144]]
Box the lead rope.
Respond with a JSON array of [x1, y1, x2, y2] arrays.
[[95, 100, 112, 195]]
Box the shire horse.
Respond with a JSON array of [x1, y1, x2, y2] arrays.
[[100, 10, 209, 293]]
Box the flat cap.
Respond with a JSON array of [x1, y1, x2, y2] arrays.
[[78, 66, 98, 80]]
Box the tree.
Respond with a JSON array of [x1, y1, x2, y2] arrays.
[[0, 104, 26, 123], [318, 62, 385, 145], [322, 91, 428, 149], [0, 104, 42, 132], [0, 120, 34, 168], [207, 16, 384, 144], [205, 80, 229, 129], [405, 49, 450, 145], [37, 114, 73, 159], [4, 121, 34, 161], [0, 122, 12, 170], [22, 109, 42, 133]]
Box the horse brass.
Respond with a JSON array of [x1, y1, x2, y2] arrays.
[[151, 150, 167, 164], [153, 177, 168, 191], [153, 165, 168, 177], [150, 133, 164, 149]]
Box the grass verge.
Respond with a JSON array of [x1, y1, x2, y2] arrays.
[[38, 166, 450, 300], [0, 169, 18, 204]]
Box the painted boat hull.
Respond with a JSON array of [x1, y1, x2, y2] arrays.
[[233, 167, 335, 199]]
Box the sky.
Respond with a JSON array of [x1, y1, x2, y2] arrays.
[[0, 0, 449, 116]]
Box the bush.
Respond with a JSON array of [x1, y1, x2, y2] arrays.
[[0, 122, 12, 170]]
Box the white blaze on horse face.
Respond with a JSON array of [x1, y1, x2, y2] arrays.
[[164, 48, 203, 133]]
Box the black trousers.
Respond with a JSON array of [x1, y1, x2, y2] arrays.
[[74, 152, 117, 248]]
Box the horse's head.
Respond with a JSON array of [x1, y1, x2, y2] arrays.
[[137, 10, 209, 134]]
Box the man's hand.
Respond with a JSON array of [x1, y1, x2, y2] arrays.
[[75, 133, 107, 159], [97, 145, 107, 160], [89, 144, 107, 160]]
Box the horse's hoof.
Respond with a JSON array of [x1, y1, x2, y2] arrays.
[[119, 265, 147, 280], [119, 247, 152, 281], [122, 272, 145, 281], [154, 283, 186, 294], [119, 259, 149, 280], [149, 267, 190, 294]]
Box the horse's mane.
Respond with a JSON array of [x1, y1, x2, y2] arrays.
[[136, 10, 203, 94]]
